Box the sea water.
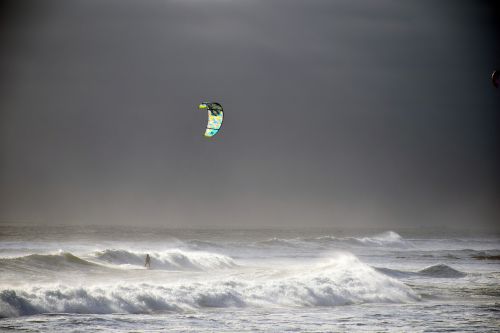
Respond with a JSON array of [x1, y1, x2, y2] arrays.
[[0, 225, 499, 332]]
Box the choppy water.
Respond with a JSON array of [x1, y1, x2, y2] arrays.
[[0, 225, 499, 332]]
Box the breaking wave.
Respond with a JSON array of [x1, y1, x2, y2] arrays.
[[257, 237, 300, 247], [0, 252, 101, 273], [0, 253, 418, 317], [355, 231, 407, 246], [0, 249, 237, 273], [92, 249, 237, 271], [255, 231, 409, 249]]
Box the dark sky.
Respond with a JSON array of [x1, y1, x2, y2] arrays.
[[1, 0, 499, 229]]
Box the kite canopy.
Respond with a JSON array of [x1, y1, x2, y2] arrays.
[[492, 70, 499, 88], [199, 102, 223, 137]]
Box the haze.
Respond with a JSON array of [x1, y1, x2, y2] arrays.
[[0, 0, 499, 230]]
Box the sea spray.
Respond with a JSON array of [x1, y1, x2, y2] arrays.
[[0, 249, 237, 274], [255, 231, 411, 251], [0, 252, 418, 317], [92, 249, 237, 270]]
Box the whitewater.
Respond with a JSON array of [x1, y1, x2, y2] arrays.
[[0, 226, 499, 332]]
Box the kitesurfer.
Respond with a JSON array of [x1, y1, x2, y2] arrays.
[[145, 254, 151, 269]]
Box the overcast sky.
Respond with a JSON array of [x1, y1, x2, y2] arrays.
[[0, 0, 499, 229]]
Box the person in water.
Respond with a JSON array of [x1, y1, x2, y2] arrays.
[[145, 254, 151, 269]]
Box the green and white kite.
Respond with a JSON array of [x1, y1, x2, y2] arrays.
[[198, 102, 223, 138]]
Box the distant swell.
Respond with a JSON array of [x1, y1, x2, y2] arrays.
[[257, 231, 409, 249], [470, 250, 500, 261], [376, 264, 466, 279], [417, 264, 466, 278], [355, 231, 407, 247], [0, 253, 418, 317]]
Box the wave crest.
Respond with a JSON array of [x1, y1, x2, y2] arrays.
[[417, 264, 466, 278], [376, 264, 466, 279], [0, 252, 99, 272], [93, 249, 237, 271], [355, 231, 406, 246], [256, 231, 409, 250]]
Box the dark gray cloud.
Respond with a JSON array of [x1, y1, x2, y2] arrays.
[[1, 0, 499, 229]]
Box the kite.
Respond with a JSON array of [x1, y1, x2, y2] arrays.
[[198, 102, 223, 138], [492, 70, 499, 88]]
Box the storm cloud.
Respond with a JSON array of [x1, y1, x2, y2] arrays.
[[1, 0, 499, 229]]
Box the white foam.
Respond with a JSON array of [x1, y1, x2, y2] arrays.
[[357, 231, 405, 245], [0, 252, 418, 317]]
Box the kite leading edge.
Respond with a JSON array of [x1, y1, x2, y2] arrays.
[[199, 102, 223, 138], [492, 70, 499, 88]]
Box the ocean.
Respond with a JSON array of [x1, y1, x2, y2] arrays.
[[0, 225, 499, 332]]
